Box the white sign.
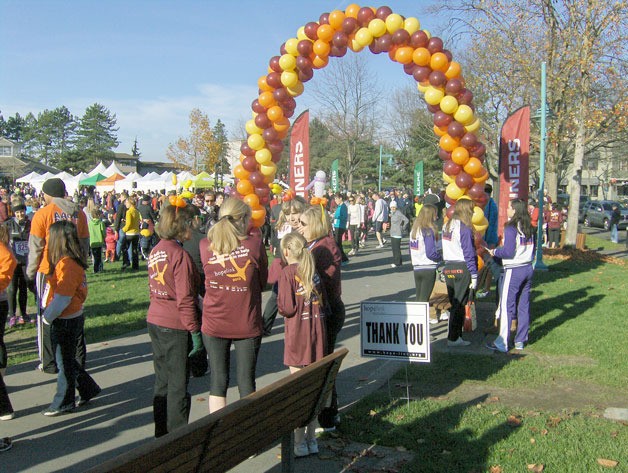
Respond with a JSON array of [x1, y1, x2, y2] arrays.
[[360, 301, 431, 363]]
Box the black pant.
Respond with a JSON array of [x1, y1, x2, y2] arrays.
[[148, 323, 191, 435], [0, 301, 7, 369], [92, 246, 103, 273], [334, 228, 349, 262], [413, 269, 436, 302], [262, 287, 278, 336], [123, 234, 140, 269], [0, 371, 13, 417], [391, 237, 402, 266], [443, 262, 471, 341], [7, 264, 27, 318], [349, 225, 361, 252]]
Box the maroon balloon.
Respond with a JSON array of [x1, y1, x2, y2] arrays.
[[255, 113, 272, 129], [262, 127, 278, 142], [444, 160, 462, 176], [455, 172, 473, 189], [296, 55, 312, 70], [298, 68, 314, 82], [442, 49, 453, 62], [357, 6, 376, 26], [475, 192, 488, 207], [438, 148, 452, 161], [403, 62, 417, 76], [251, 99, 266, 114], [269, 56, 282, 73], [376, 34, 392, 52], [240, 142, 255, 157], [376, 6, 393, 20], [267, 140, 284, 155], [284, 109, 294, 119], [368, 43, 380, 55], [472, 143, 486, 158], [331, 45, 348, 57], [341, 17, 358, 35], [392, 28, 410, 45], [255, 186, 270, 199], [279, 43, 287, 55], [283, 96, 297, 109], [428, 70, 447, 87], [332, 31, 348, 47], [249, 172, 264, 187], [460, 133, 478, 149], [467, 183, 486, 200], [458, 88, 474, 105], [427, 36, 443, 54], [447, 121, 466, 138], [412, 66, 431, 83], [266, 72, 282, 89], [427, 104, 441, 114], [445, 78, 463, 96], [445, 195, 456, 206], [303, 22, 319, 41], [445, 205, 455, 219], [297, 40, 313, 57], [410, 30, 429, 48], [242, 155, 257, 172], [433, 111, 452, 127], [319, 12, 330, 25], [272, 87, 289, 103], [271, 152, 282, 164]]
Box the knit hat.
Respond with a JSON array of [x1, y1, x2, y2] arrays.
[[42, 178, 66, 198], [12, 204, 26, 212], [390, 200, 398, 208]]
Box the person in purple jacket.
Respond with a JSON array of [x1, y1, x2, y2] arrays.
[[147, 204, 201, 437], [442, 199, 478, 347], [409, 204, 442, 302], [486, 199, 535, 352]]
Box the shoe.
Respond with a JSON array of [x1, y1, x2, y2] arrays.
[[42, 405, 74, 417], [382, 238, 388, 244], [0, 412, 15, 421], [439, 310, 449, 321], [7, 316, 16, 328], [476, 290, 489, 298], [391, 264, 398, 268], [17, 316, 25, 325], [294, 441, 309, 457], [448, 337, 471, 347], [377, 244, 384, 248], [307, 438, 319, 454], [359, 242, 366, 248], [429, 318, 438, 325], [78, 386, 102, 407], [486, 342, 508, 353], [514, 342, 524, 350], [348, 249, 355, 256], [0, 437, 12, 452]]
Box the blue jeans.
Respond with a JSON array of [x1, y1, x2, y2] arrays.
[[610, 224, 618, 243], [116, 230, 132, 265]]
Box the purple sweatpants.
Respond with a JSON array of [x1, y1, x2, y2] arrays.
[[495, 264, 533, 349]]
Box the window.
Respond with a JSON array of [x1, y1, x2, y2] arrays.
[[0, 146, 12, 156], [585, 156, 598, 170], [589, 185, 599, 197]]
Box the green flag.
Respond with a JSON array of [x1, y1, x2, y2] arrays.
[[331, 159, 339, 192], [414, 161, 424, 196]]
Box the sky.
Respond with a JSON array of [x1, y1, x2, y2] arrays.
[[0, 0, 446, 163]]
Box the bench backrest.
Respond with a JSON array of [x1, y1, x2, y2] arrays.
[[87, 348, 348, 473]]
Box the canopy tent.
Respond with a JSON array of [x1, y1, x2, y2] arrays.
[[176, 170, 195, 184], [88, 162, 108, 176], [16, 171, 40, 183], [30, 172, 56, 194], [191, 171, 214, 189], [96, 173, 125, 192], [114, 172, 141, 193], [79, 173, 107, 186], [135, 172, 163, 193], [54, 171, 74, 180], [104, 161, 126, 177]]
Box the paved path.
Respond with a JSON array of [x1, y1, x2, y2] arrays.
[[2, 240, 499, 472]]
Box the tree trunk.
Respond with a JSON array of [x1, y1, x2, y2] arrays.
[[545, 171, 558, 204], [565, 106, 586, 246]]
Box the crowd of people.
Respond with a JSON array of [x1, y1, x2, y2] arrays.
[[0, 176, 540, 456]]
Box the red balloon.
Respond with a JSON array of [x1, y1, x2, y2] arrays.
[[255, 113, 272, 129], [472, 143, 486, 158], [427, 104, 441, 114], [273, 87, 289, 103], [266, 72, 282, 89], [296, 55, 313, 70], [455, 171, 473, 189], [392, 29, 410, 45], [368, 43, 380, 55], [443, 49, 453, 62], [438, 148, 452, 161], [403, 62, 417, 76], [413, 66, 431, 83], [445, 78, 463, 95], [376, 34, 392, 52], [434, 111, 453, 127], [284, 109, 294, 119], [429, 71, 447, 87], [467, 183, 486, 199], [460, 133, 478, 149], [447, 121, 466, 138], [332, 31, 349, 47], [255, 186, 270, 199], [458, 89, 474, 105], [251, 99, 266, 114], [283, 96, 297, 109], [319, 12, 330, 25], [279, 43, 287, 55], [410, 30, 429, 48], [444, 160, 462, 176], [446, 205, 455, 219], [341, 17, 358, 35], [304, 22, 319, 41], [262, 127, 278, 142], [267, 140, 284, 155], [475, 192, 488, 207], [297, 40, 313, 57], [330, 45, 348, 57], [427, 37, 444, 54], [376, 6, 393, 20], [249, 172, 264, 187], [269, 56, 282, 73], [271, 152, 282, 164], [357, 7, 376, 26], [241, 142, 255, 157], [242, 156, 258, 172], [445, 195, 456, 206]]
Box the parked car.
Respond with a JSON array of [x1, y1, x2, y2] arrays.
[[580, 200, 628, 230]]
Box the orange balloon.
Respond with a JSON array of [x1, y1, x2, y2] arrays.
[[473, 169, 489, 183], [251, 207, 266, 221], [394, 46, 414, 64], [445, 61, 462, 79], [317, 24, 334, 42], [233, 165, 250, 180], [243, 193, 261, 209], [251, 215, 266, 228], [477, 254, 484, 271], [439, 134, 460, 152], [430, 52, 449, 72], [258, 91, 276, 108], [313, 39, 331, 57], [451, 147, 470, 165], [463, 157, 483, 177], [236, 179, 254, 196], [412, 47, 431, 66], [273, 117, 290, 132], [328, 10, 346, 30], [275, 127, 289, 140], [257, 75, 273, 93], [267, 105, 284, 122], [312, 55, 329, 69], [433, 125, 448, 137], [345, 3, 360, 18]]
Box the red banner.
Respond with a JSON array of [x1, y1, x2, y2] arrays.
[[498, 106, 530, 237], [290, 110, 310, 199]]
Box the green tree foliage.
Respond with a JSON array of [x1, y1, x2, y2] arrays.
[[3, 113, 26, 142], [75, 103, 119, 164], [131, 137, 141, 157], [212, 119, 230, 181]]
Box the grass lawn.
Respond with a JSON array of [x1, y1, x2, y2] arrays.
[[338, 250, 628, 472]]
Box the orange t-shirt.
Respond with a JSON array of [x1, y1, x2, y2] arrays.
[[43, 257, 87, 317], [0, 242, 17, 293], [30, 201, 89, 276]]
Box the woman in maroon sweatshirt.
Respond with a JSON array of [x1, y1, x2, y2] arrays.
[[200, 198, 268, 413], [147, 204, 201, 437]]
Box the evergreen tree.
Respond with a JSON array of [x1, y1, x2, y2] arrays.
[[131, 137, 141, 157], [212, 119, 229, 183], [75, 103, 119, 165], [4, 113, 26, 142], [0, 112, 6, 137]]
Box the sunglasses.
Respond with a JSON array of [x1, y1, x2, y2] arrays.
[[205, 200, 214, 203]]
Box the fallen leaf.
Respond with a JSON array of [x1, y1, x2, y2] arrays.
[[507, 415, 523, 427], [529, 427, 539, 433], [547, 416, 561, 428], [489, 466, 503, 473], [527, 464, 544, 472], [492, 410, 500, 416], [530, 438, 536, 444], [476, 403, 483, 409], [487, 396, 500, 403], [111, 284, 116, 288], [597, 458, 619, 468], [541, 429, 549, 435], [369, 410, 377, 417], [610, 431, 618, 438]]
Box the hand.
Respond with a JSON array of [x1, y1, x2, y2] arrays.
[[469, 277, 478, 290], [188, 332, 203, 358]]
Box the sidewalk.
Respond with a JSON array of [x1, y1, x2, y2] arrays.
[[1, 241, 499, 473]]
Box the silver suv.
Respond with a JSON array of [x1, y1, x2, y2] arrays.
[[581, 200, 628, 230]]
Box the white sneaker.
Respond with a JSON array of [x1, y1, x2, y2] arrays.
[[348, 249, 355, 256], [439, 310, 450, 321], [377, 244, 384, 248], [447, 337, 471, 347], [382, 238, 388, 244], [307, 438, 319, 454], [391, 264, 398, 268], [429, 318, 438, 325], [0, 412, 15, 421], [294, 441, 309, 457]]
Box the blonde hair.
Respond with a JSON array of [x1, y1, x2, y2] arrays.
[[207, 197, 251, 255], [280, 232, 317, 299], [445, 199, 474, 232], [411, 204, 439, 240], [300, 205, 331, 240]]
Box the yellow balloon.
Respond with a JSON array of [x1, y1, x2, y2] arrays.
[[180, 190, 194, 199], [417, 82, 430, 93], [284, 38, 299, 56], [424, 86, 445, 106], [355, 27, 374, 47], [474, 222, 488, 234], [349, 38, 365, 52], [245, 119, 262, 135], [287, 82, 304, 97], [385, 13, 404, 33], [404, 17, 420, 34], [279, 54, 296, 71], [440, 95, 459, 115], [367, 18, 387, 37], [423, 29, 431, 39], [297, 26, 308, 41], [443, 172, 453, 184], [471, 206, 485, 224], [446, 182, 465, 200], [248, 133, 265, 151], [272, 184, 283, 194], [255, 148, 272, 165], [281, 70, 299, 88], [260, 162, 277, 177], [171, 174, 177, 185], [465, 118, 481, 133], [454, 105, 475, 125], [183, 179, 192, 189]]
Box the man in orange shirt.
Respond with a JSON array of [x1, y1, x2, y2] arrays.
[[26, 178, 90, 374]]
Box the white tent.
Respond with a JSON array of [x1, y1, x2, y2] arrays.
[[16, 171, 40, 183], [54, 171, 74, 180], [88, 162, 108, 176], [135, 172, 162, 193], [114, 172, 140, 193], [176, 170, 195, 185], [104, 161, 126, 177]]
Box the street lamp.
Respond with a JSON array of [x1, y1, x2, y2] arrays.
[[378, 145, 393, 193], [532, 62, 549, 271]]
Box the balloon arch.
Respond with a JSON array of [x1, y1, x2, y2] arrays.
[[233, 4, 489, 233]]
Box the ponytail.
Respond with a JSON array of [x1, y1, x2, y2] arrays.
[[280, 232, 317, 299]]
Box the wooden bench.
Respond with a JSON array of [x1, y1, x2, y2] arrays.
[[86, 349, 348, 473]]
